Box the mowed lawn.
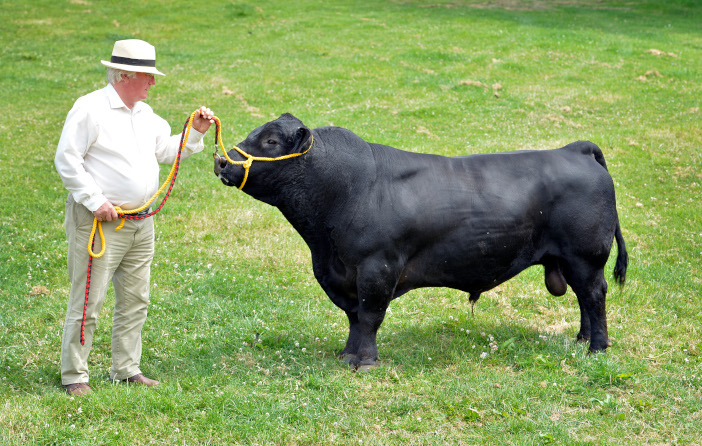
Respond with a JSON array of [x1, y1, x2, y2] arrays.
[[1, 0, 700, 445]]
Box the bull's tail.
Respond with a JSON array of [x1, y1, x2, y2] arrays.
[[566, 141, 628, 285], [613, 219, 628, 285]]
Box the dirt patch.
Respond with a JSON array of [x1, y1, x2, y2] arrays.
[[646, 49, 678, 58], [29, 285, 50, 296]]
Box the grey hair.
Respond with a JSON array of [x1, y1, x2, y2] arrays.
[[106, 67, 137, 84]]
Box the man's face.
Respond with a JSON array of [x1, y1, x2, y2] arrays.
[[122, 72, 156, 104]]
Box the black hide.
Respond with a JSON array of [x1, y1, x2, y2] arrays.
[[215, 113, 628, 368]]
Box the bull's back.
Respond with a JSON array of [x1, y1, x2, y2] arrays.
[[368, 144, 610, 236]]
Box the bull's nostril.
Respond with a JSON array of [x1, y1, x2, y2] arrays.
[[213, 155, 228, 175], [213, 156, 222, 175]]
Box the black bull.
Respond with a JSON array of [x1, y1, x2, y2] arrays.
[[214, 113, 628, 369]]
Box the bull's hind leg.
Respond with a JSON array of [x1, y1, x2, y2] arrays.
[[575, 297, 592, 343], [563, 259, 610, 352]]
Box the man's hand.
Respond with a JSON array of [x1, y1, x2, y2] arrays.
[[192, 106, 215, 133], [94, 201, 118, 222]]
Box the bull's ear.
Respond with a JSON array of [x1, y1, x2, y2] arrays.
[[294, 126, 312, 153]]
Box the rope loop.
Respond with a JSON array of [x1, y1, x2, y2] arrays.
[[87, 218, 105, 258]]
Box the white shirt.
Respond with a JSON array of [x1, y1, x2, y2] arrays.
[[55, 84, 204, 211]]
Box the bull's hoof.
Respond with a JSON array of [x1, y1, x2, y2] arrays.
[[339, 353, 357, 364], [589, 340, 611, 353], [576, 333, 590, 343], [587, 347, 608, 355], [354, 361, 381, 373]]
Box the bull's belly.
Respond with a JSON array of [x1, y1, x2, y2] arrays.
[[394, 230, 538, 296], [396, 258, 523, 296]]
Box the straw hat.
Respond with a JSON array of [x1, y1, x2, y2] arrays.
[[101, 39, 165, 76]]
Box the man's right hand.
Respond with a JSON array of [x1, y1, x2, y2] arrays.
[[94, 202, 118, 222]]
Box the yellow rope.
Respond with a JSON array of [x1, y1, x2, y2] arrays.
[[88, 113, 313, 257], [87, 110, 198, 258], [212, 116, 314, 190]]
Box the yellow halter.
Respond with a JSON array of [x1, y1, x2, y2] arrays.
[[212, 116, 314, 190]]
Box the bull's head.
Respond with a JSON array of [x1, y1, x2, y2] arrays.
[[214, 113, 313, 194]]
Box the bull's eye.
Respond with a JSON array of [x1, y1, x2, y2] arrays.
[[267, 139, 277, 145]]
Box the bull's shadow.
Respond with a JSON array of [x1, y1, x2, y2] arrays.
[[351, 287, 586, 370], [374, 315, 576, 369]]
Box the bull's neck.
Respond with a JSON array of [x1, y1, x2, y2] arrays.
[[260, 135, 374, 246], [275, 182, 332, 245], [275, 161, 361, 246]]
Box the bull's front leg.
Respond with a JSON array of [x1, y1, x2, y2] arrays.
[[339, 310, 361, 363], [338, 301, 388, 370], [352, 305, 387, 371], [348, 259, 398, 371], [312, 258, 365, 364], [337, 304, 386, 370]]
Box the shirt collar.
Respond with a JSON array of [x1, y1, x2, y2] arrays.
[[105, 83, 145, 113]]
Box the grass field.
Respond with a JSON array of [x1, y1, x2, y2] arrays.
[[1, 0, 701, 444]]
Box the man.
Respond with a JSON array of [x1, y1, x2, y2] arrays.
[[55, 39, 214, 396]]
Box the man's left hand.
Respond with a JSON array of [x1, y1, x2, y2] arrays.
[[192, 106, 215, 133]]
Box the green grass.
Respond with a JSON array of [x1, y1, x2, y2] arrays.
[[1, 0, 701, 444]]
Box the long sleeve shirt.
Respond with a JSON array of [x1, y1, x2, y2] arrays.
[[55, 83, 204, 212]]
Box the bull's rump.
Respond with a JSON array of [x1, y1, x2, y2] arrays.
[[359, 144, 618, 295]]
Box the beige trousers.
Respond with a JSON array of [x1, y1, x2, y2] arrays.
[[61, 195, 154, 385]]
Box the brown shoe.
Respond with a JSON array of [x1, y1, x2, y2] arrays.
[[64, 383, 92, 396], [125, 373, 160, 387]]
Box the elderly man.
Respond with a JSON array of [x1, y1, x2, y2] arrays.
[[55, 39, 214, 396]]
